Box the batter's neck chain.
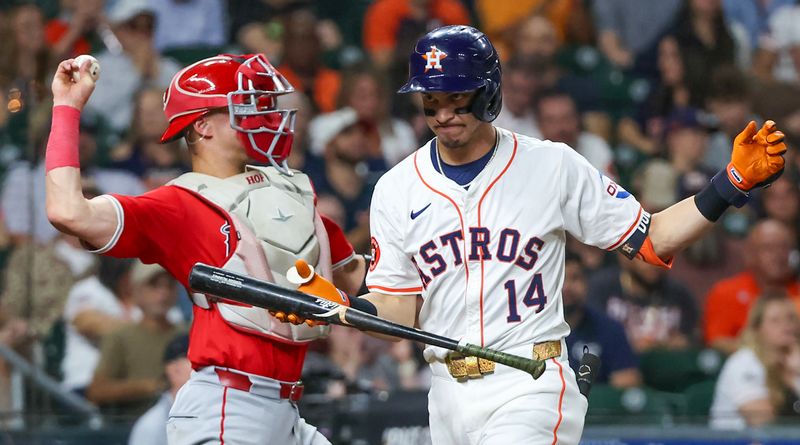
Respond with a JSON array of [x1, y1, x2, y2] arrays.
[[435, 128, 499, 188]]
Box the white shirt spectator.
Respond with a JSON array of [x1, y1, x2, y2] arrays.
[[769, 5, 800, 83], [1, 161, 145, 244], [61, 276, 183, 391], [128, 392, 172, 445], [151, 0, 227, 52], [576, 132, 616, 179], [87, 51, 181, 132], [710, 347, 769, 430], [378, 119, 417, 167], [493, 104, 542, 139]]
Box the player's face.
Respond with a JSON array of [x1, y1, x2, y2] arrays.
[[421, 92, 482, 149], [204, 111, 249, 165]]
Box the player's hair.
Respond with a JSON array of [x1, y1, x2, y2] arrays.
[[740, 292, 800, 412]]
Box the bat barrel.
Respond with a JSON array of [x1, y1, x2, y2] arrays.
[[189, 263, 324, 316]]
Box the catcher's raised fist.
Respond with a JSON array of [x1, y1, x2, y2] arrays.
[[728, 120, 787, 191]]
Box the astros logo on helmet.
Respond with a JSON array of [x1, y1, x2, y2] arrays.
[[423, 46, 447, 72]]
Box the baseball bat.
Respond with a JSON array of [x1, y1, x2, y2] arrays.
[[188, 263, 546, 379]]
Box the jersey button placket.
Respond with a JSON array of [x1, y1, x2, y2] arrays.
[[463, 199, 482, 347]]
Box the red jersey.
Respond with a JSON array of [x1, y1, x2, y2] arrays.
[[101, 185, 351, 381]]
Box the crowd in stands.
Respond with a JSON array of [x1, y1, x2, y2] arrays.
[[0, 0, 799, 437]]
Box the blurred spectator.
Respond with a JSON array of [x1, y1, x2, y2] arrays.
[[476, 1, 579, 57], [634, 159, 679, 212], [564, 252, 642, 388], [228, 0, 309, 51], [278, 91, 315, 170], [61, 257, 137, 394], [672, 0, 740, 106], [618, 37, 695, 156], [710, 294, 800, 430], [304, 325, 425, 398], [86, 0, 181, 133], [151, 0, 227, 53], [535, 89, 616, 178], [593, 0, 683, 75], [87, 262, 185, 418], [306, 107, 386, 251], [760, 176, 800, 242], [765, 2, 800, 82], [0, 178, 100, 350], [510, 15, 560, 62], [315, 193, 347, 230], [336, 65, 417, 167], [278, 9, 340, 113], [45, 0, 105, 60], [0, 233, 96, 344], [704, 66, 760, 170], [588, 256, 699, 353], [493, 56, 542, 139], [664, 108, 717, 198], [704, 219, 800, 354], [1, 115, 144, 245], [128, 333, 190, 445], [0, 3, 53, 153], [108, 87, 188, 190], [362, 0, 470, 70], [721, 0, 793, 53]]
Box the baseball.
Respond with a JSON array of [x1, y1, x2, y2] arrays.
[[72, 55, 100, 83]]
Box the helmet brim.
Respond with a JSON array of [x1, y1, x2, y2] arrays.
[[397, 75, 485, 94], [159, 111, 206, 143]]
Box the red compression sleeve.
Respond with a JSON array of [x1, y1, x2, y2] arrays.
[[45, 105, 81, 172], [320, 214, 354, 264]]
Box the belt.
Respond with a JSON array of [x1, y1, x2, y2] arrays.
[[445, 340, 562, 380], [214, 368, 304, 401]]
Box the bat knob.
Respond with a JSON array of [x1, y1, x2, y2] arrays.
[[287, 259, 314, 285]]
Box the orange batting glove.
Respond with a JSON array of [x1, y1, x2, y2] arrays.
[[272, 259, 351, 326], [727, 120, 787, 191]]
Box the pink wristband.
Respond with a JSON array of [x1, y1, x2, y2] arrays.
[[45, 105, 81, 173]]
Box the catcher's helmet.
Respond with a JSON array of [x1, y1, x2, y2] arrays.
[[398, 25, 502, 122], [161, 54, 296, 174]]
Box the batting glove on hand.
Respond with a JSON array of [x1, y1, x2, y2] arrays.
[[272, 259, 350, 326], [727, 120, 787, 191]]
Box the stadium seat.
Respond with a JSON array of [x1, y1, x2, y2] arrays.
[[680, 379, 717, 420], [586, 385, 679, 425], [638, 347, 723, 393]]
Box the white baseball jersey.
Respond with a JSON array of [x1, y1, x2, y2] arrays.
[[368, 127, 650, 444], [367, 127, 648, 357]]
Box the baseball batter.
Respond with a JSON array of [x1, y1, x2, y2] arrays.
[[44, 54, 369, 444], [301, 26, 786, 444]]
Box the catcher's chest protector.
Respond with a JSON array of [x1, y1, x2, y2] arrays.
[[170, 165, 332, 343]]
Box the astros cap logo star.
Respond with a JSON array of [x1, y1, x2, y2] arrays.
[[423, 46, 447, 72]]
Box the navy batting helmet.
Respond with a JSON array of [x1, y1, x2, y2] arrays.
[[398, 25, 502, 122]]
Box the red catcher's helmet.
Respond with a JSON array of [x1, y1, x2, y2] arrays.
[[161, 54, 297, 174]]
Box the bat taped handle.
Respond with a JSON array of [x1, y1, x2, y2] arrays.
[[458, 344, 546, 379]]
